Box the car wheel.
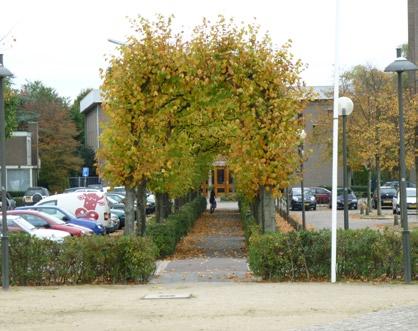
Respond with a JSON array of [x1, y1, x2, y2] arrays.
[[32, 193, 43, 204]]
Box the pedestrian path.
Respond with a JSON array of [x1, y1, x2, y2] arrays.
[[151, 205, 253, 283]]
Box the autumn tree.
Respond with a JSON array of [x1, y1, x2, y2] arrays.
[[19, 81, 83, 192], [313, 65, 417, 215], [99, 15, 310, 234]]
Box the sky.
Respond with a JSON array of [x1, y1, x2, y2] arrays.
[[0, 0, 408, 103]]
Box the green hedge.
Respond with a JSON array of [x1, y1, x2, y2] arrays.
[[146, 195, 207, 257], [248, 229, 418, 281], [238, 199, 261, 243], [1, 234, 158, 286]]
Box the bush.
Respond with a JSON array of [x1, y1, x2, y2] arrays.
[[1, 233, 158, 286], [238, 199, 260, 243], [146, 195, 207, 258], [248, 228, 417, 281]]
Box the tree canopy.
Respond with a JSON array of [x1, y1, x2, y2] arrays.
[[98, 15, 310, 207]]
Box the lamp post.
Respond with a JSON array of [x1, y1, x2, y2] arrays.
[[385, 48, 417, 283], [0, 55, 13, 290], [338, 97, 354, 230], [299, 129, 307, 230]]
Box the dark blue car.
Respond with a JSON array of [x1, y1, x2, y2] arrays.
[[15, 206, 105, 235]]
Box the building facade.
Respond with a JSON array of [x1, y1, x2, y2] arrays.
[[2, 122, 40, 192]]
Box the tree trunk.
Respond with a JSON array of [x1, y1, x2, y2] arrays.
[[261, 185, 276, 232], [136, 180, 147, 236], [155, 192, 163, 223], [174, 198, 181, 213], [254, 193, 262, 226], [124, 187, 135, 235], [366, 167, 372, 215], [376, 156, 382, 216], [162, 193, 171, 219]]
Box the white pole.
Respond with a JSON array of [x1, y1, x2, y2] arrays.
[[331, 0, 341, 283]]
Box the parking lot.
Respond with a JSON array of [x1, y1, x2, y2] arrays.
[[290, 205, 418, 230]]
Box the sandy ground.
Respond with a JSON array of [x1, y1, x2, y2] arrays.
[[1, 282, 418, 331]]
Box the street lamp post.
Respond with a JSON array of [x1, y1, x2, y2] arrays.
[[299, 129, 307, 230], [338, 97, 354, 230], [0, 54, 13, 290], [385, 48, 417, 283]]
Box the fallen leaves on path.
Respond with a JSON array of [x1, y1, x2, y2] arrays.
[[171, 210, 246, 259]]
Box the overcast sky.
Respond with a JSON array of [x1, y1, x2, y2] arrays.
[[0, 0, 407, 102]]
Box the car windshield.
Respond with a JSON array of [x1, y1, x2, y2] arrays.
[[381, 188, 396, 195], [337, 188, 353, 196], [46, 215, 66, 225], [292, 188, 313, 196], [108, 195, 123, 203], [11, 217, 35, 231], [107, 197, 118, 204]]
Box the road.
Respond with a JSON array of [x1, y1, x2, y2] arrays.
[[290, 205, 417, 230]]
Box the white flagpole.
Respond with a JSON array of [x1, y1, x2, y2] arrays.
[[331, 0, 341, 283]]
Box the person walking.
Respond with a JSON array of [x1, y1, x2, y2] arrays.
[[209, 189, 216, 214]]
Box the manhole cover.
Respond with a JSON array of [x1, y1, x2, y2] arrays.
[[142, 293, 193, 300]]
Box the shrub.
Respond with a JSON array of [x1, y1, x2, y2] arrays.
[[146, 195, 207, 258], [248, 228, 417, 281], [1, 233, 158, 286], [238, 198, 261, 243]]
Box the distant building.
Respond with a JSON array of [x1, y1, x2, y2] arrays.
[[80, 87, 343, 195], [2, 122, 40, 192]]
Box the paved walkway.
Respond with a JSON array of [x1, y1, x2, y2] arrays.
[[152, 203, 252, 283], [297, 304, 418, 331]]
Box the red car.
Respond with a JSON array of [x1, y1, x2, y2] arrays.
[[309, 187, 332, 204], [7, 210, 84, 237]]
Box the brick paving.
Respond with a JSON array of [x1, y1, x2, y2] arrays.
[[297, 304, 418, 331], [151, 203, 253, 283]]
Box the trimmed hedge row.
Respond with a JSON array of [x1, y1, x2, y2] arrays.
[[146, 195, 207, 257], [249, 229, 418, 281], [239, 198, 418, 281], [1, 234, 158, 286]]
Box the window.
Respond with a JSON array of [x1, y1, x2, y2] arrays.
[[19, 214, 49, 228], [7, 169, 30, 192], [217, 169, 225, 184], [38, 200, 57, 206]]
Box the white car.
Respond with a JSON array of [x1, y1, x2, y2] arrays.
[[392, 188, 416, 214], [3, 215, 70, 243]]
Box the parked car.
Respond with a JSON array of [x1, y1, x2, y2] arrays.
[[16, 205, 105, 235], [309, 187, 331, 204], [392, 188, 416, 214], [23, 187, 49, 206], [8, 210, 89, 237], [329, 188, 358, 210], [372, 186, 397, 209], [383, 180, 416, 190], [108, 186, 126, 196], [106, 193, 125, 204], [289, 187, 317, 211], [107, 195, 125, 210], [34, 191, 112, 232], [1, 214, 70, 243], [0, 192, 16, 210]]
